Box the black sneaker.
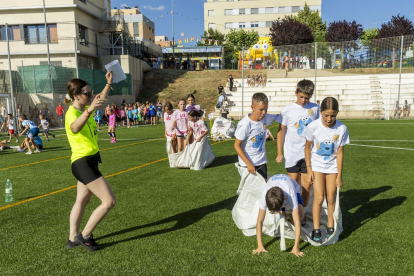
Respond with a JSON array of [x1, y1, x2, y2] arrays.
[[326, 227, 335, 238], [66, 239, 79, 249], [312, 229, 322, 244], [74, 233, 101, 251]]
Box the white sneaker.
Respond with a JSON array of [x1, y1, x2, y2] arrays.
[[0, 146, 3, 151], [16, 139, 19, 143], [26, 151, 33, 155], [6, 140, 10, 143], [35, 149, 41, 153]]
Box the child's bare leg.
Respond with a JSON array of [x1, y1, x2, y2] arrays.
[[24, 139, 32, 152], [312, 171, 326, 230], [177, 137, 184, 152], [325, 173, 338, 228], [171, 137, 177, 153], [45, 133, 49, 139], [300, 172, 311, 207], [69, 181, 93, 241]]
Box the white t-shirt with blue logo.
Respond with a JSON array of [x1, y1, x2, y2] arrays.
[[259, 174, 300, 211], [277, 102, 319, 168], [22, 120, 38, 129], [303, 118, 350, 174], [235, 113, 278, 166]]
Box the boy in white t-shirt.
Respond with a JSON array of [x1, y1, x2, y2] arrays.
[[276, 79, 319, 208], [234, 93, 278, 180], [253, 174, 305, 256], [3, 114, 19, 143], [38, 115, 55, 141]]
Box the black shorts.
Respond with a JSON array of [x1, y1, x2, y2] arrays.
[[255, 164, 268, 180], [71, 152, 103, 185], [286, 159, 307, 174]]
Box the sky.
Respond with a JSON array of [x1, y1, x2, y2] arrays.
[[111, 0, 414, 39]]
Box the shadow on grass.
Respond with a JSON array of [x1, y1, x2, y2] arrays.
[[41, 147, 67, 152], [208, 154, 238, 168], [98, 196, 237, 248], [340, 186, 406, 240]]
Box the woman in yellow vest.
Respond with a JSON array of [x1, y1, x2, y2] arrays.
[[64, 72, 115, 251]]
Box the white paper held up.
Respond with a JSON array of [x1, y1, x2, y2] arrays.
[[104, 60, 126, 83]]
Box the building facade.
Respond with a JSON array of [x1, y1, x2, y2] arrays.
[[204, 0, 322, 36], [112, 7, 161, 56]]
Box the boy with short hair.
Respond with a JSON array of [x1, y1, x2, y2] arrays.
[[253, 174, 305, 256], [276, 79, 319, 207], [234, 92, 278, 180], [3, 114, 19, 143], [18, 114, 41, 154], [38, 114, 55, 141]]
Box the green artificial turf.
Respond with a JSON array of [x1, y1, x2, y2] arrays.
[[0, 119, 413, 275]]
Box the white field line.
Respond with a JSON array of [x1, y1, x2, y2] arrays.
[[348, 143, 414, 151]]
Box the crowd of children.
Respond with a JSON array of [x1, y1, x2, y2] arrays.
[[247, 74, 267, 87], [234, 79, 349, 257]]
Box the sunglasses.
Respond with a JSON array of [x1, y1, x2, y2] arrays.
[[78, 90, 93, 97]]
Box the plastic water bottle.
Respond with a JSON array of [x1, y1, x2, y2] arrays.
[[5, 179, 12, 203]]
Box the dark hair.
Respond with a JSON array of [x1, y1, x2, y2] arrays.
[[187, 94, 195, 101], [19, 114, 27, 120], [64, 78, 89, 105], [252, 92, 268, 105], [320, 97, 339, 112], [164, 102, 173, 111], [7, 113, 12, 116], [296, 79, 314, 95], [265, 187, 284, 214], [188, 110, 203, 118]]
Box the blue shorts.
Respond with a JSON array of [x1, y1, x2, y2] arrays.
[[281, 193, 304, 212], [44, 129, 49, 134], [58, 115, 63, 120], [27, 128, 39, 139]]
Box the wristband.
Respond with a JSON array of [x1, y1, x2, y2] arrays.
[[85, 108, 93, 118], [106, 83, 114, 90]]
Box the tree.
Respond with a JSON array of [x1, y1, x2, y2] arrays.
[[360, 28, 379, 66], [376, 14, 414, 69], [225, 29, 259, 51], [292, 3, 327, 42], [269, 17, 314, 46], [326, 20, 363, 70]]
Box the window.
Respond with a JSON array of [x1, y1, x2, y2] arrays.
[[225, 9, 232, 15], [292, 6, 300, 12], [0, 25, 21, 41], [266, 21, 273, 27], [251, 8, 258, 14], [208, 23, 216, 29], [78, 24, 88, 46], [265, 7, 273, 14], [208, 10, 215, 16], [24, 24, 57, 44], [239, 22, 245, 28], [133, 22, 139, 37], [40, 61, 62, 66], [251, 22, 259, 28], [225, 23, 232, 29], [239, 8, 245, 15], [279, 7, 285, 13]]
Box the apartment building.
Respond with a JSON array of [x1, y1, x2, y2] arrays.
[[204, 0, 322, 36], [155, 36, 170, 48], [0, 0, 111, 70], [112, 7, 161, 56]]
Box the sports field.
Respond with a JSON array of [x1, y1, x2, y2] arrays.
[[0, 119, 412, 275]]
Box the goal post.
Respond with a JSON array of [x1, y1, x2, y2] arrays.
[[385, 83, 414, 120]]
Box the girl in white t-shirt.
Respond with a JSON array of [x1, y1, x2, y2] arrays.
[[164, 102, 177, 153], [172, 99, 189, 152], [303, 97, 350, 244], [187, 110, 207, 144]]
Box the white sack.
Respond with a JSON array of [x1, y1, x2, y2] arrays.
[[233, 164, 343, 247], [166, 136, 176, 168], [211, 117, 236, 140], [232, 163, 277, 236], [168, 136, 215, 170]]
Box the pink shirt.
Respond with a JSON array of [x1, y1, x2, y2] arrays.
[[164, 112, 175, 136], [120, 110, 125, 117], [185, 104, 201, 113], [109, 114, 116, 127], [189, 119, 207, 140], [173, 110, 188, 135]]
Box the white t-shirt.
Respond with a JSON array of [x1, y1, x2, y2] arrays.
[[235, 113, 278, 166], [278, 102, 319, 168], [7, 118, 14, 130], [40, 119, 49, 130], [259, 174, 300, 211], [303, 118, 350, 174], [0, 106, 5, 117]]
